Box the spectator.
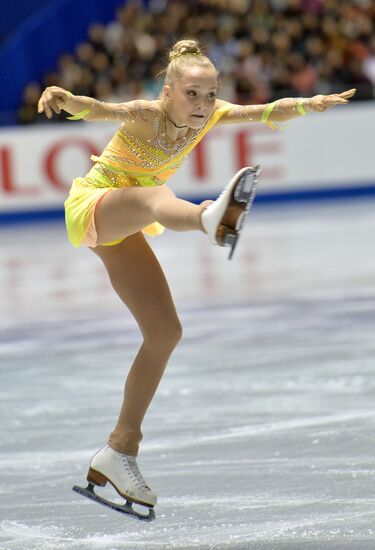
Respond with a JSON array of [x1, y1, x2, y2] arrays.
[[288, 52, 318, 95], [87, 23, 110, 56], [18, 0, 374, 124]]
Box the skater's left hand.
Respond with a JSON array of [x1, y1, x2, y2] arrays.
[[309, 89, 356, 112]]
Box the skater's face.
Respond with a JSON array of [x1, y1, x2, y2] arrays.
[[164, 66, 218, 129]]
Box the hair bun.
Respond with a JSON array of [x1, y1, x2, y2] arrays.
[[169, 39, 202, 61]]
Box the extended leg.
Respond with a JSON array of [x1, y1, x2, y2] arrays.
[[94, 184, 210, 245]]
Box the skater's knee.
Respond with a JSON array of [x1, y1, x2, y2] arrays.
[[148, 323, 183, 349], [146, 185, 177, 216], [143, 319, 183, 351], [170, 322, 183, 345]]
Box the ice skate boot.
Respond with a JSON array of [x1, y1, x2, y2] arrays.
[[201, 165, 261, 260], [72, 446, 156, 520]]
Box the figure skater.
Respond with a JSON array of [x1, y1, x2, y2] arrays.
[[38, 38, 356, 518]]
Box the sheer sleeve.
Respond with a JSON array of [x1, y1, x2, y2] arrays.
[[62, 95, 156, 123], [215, 97, 312, 130]]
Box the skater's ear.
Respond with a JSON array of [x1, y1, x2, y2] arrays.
[[163, 85, 172, 103]]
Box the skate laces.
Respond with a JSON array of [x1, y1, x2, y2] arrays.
[[121, 457, 150, 491]]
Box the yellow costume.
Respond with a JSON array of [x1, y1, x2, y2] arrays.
[[64, 103, 232, 248]]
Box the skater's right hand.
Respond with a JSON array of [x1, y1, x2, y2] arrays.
[[38, 86, 72, 119]]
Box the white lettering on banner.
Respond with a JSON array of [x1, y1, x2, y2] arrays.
[[0, 104, 374, 212]]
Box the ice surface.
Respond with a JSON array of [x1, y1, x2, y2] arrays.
[[1, 200, 375, 549]]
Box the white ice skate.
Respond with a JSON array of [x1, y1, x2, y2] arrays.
[[73, 446, 156, 521], [201, 165, 261, 260]]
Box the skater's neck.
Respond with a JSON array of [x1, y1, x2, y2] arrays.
[[165, 113, 187, 129], [162, 104, 190, 143]]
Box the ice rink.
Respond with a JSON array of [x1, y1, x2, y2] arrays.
[[1, 199, 375, 550]]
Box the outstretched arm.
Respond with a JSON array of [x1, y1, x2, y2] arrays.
[[37, 86, 148, 122], [216, 89, 356, 130]]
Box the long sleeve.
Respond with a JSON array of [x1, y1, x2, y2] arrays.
[[61, 95, 154, 123], [216, 97, 313, 130]]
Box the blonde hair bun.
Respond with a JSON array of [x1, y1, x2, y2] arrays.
[[169, 39, 203, 61], [156, 37, 218, 89]]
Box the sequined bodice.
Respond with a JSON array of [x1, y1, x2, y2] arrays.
[[85, 102, 232, 189]]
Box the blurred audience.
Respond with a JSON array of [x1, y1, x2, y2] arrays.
[[18, 0, 375, 123]]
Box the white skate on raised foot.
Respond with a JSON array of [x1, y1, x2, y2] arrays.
[[72, 446, 156, 521], [201, 165, 261, 260]]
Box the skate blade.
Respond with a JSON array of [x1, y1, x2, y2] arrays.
[[233, 165, 261, 203], [72, 484, 155, 521], [225, 164, 261, 260]]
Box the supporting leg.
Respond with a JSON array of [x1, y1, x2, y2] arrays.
[[91, 231, 183, 456]]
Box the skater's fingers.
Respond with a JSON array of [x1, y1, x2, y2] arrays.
[[322, 96, 348, 109], [39, 99, 48, 118], [37, 97, 44, 113], [42, 95, 61, 117], [49, 98, 61, 114], [45, 102, 59, 115], [46, 93, 60, 113], [42, 99, 53, 119], [340, 88, 356, 98], [38, 91, 50, 114], [329, 96, 348, 105]]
